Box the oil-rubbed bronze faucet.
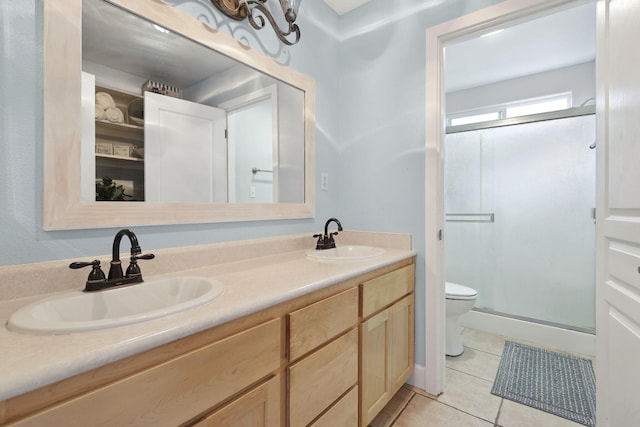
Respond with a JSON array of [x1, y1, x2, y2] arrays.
[[313, 218, 343, 250], [69, 229, 154, 292]]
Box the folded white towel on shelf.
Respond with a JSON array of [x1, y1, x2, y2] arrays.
[[105, 107, 124, 123], [95, 105, 106, 121], [96, 91, 116, 109]]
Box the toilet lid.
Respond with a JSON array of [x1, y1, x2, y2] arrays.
[[446, 282, 477, 299]]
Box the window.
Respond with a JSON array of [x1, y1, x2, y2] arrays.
[[447, 93, 572, 127], [450, 112, 501, 126], [505, 95, 570, 117]]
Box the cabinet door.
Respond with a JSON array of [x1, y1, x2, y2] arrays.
[[195, 375, 281, 427], [360, 309, 390, 427], [388, 295, 414, 393], [360, 295, 414, 427]]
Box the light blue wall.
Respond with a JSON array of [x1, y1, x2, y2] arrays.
[[336, 0, 502, 367], [0, 0, 505, 368]]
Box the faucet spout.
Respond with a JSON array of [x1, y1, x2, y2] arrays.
[[324, 218, 343, 237], [108, 229, 142, 280]]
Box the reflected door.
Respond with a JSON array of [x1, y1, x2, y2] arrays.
[[144, 92, 227, 203]]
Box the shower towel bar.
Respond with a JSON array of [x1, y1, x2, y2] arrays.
[[252, 167, 273, 174], [445, 213, 495, 223]]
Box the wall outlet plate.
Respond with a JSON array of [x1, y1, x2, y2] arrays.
[[320, 172, 329, 191]]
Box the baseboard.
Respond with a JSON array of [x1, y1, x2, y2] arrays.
[[460, 310, 596, 356], [406, 363, 426, 390]]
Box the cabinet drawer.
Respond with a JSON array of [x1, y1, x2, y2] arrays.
[[310, 386, 358, 427], [195, 375, 281, 427], [14, 319, 282, 427], [361, 264, 414, 318], [288, 287, 358, 360], [288, 329, 358, 427]]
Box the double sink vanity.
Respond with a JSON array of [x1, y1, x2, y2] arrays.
[[0, 230, 416, 426]]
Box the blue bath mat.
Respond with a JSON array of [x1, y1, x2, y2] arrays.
[[491, 341, 596, 426]]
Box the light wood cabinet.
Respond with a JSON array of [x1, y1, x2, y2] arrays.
[[2, 258, 415, 427], [359, 265, 415, 427]]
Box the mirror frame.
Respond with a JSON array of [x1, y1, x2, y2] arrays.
[[43, 0, 315, 229]]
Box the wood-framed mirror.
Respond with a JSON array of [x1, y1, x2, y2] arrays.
[[43, 0, 315, 229]]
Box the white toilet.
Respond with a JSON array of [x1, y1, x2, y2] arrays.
[[445, 282, 478, 356]]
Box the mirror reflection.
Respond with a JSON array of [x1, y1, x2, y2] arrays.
[[82, 0, 305, 204]]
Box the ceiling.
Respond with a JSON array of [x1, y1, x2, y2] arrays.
[[323, 0, 372, 15], [445, 1, 596, 92], [323, 0, 595, 94], [83, 0, 241, 89]]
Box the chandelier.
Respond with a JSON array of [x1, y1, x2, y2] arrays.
[[211, 0, 302, 45]]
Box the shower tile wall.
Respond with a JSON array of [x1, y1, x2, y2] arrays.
[[445, 115, 596, 330]]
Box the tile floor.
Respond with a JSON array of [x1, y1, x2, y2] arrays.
[[371, 328, 587, 427]]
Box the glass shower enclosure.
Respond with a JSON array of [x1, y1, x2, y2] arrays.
[[444, 112, 596, 332]]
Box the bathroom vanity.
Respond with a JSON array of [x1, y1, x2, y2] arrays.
[[0, 231, 415, 426]]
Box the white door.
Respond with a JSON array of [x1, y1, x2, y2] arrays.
[[144, 92, 227, 203], [220, 86, 279, 204], [596, 0, 640, 425]]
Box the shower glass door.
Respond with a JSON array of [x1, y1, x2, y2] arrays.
[[444, 114, 596, 331]]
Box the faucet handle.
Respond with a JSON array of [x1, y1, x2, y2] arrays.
[[327, 232, 339, 249], [133, 253, 155, 261], [313, 233, 325, 250], [126, 253, 155, 279], [69, 260, 106, 283]]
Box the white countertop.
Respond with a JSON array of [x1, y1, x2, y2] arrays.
[[0, 245, 415, 402]]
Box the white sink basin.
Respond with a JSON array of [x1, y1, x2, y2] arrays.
[[7, 276, 224, 335], [307, 245, 385, 261]]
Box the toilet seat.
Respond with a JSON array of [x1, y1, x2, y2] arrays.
[[446, 282, 477, 300]]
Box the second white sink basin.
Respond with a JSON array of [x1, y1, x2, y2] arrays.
[[7, 276, 224, 335], [307, 245, 385, 261]]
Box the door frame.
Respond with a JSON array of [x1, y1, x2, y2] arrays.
[[424, 0, 587, 394]]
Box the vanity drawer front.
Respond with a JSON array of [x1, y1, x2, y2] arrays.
[[194, 374, 281, 427], [309, 386, 358, 427], [288, 328, 358, 427], [14, 318, 282, 427], [361, 264, 414, 318], [288, 287, 358, 360]]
